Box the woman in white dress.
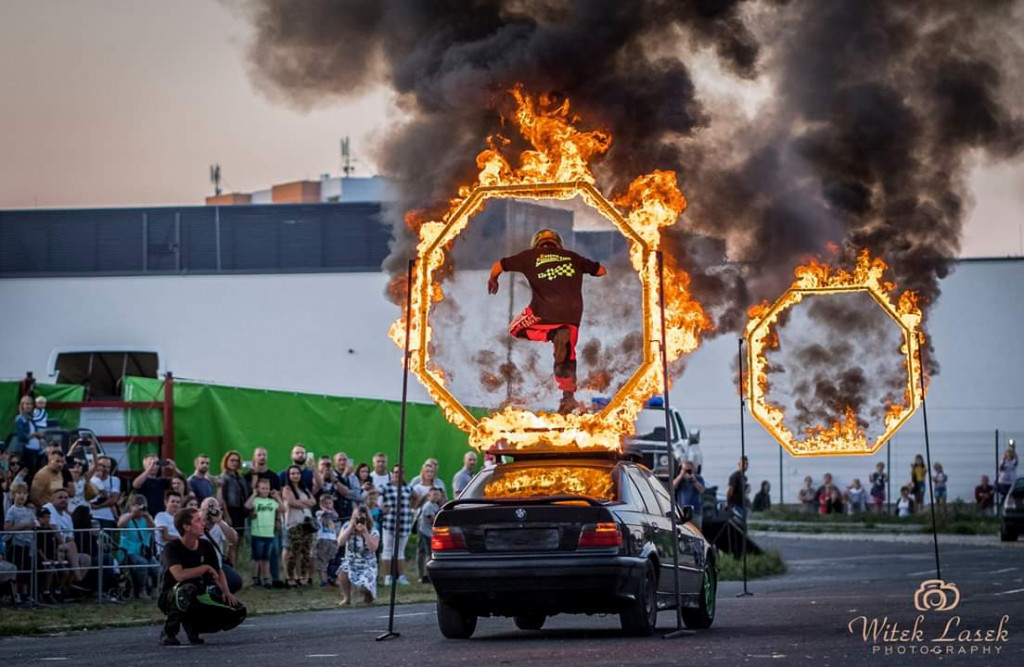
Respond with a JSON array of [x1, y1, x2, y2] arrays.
[[337, 505, 380, 605]]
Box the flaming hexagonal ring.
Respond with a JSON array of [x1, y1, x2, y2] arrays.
[[743, 253, 926, 457], [403, 180, 692, 453]]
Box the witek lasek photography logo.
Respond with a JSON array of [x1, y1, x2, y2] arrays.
[[914, 579, 961, 612], [847, 579, 1011, 657]]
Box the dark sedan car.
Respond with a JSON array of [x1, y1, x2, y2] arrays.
[[427, 453, 718, 638], [1001, 479, 1024, 541]]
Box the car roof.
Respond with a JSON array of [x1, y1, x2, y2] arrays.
[[490, 456, 622, 470]]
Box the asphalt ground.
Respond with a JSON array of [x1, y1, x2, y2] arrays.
[[2, 534, 1022, 666]]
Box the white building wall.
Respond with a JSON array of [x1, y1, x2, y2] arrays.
[[0, 260, 1020, 502]]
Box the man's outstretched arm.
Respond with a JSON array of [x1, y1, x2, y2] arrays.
[[487, 261, 503, 294]]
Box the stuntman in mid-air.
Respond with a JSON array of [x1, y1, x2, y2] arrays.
[[488, 229, 607, 414]]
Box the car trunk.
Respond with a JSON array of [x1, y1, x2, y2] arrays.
[[441, 503, 616, 554]]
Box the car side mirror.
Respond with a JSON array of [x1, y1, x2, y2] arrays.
[[679, 505, 693, 523], [689, 429, 700, 445]]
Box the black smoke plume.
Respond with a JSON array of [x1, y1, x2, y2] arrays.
[[241, 0, 1024, 411]]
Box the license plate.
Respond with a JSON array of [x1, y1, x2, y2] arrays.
[[485, 528, 560, 551]]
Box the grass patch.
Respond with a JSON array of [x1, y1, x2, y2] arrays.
[[717, 548, 786, 581], [752, 501, 999, 535], [0, 579, 437, 637]]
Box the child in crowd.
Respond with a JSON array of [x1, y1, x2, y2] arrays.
[[897, 486, 914, 518], [416, 488, 442, 583], [846, 478, 867, 514], [798, 476, 817, 514], [245, 478, 278, 587], [32, 396, 49, 431], [932, 462, 948, 516], [313, 493, 340, 588], [35, 506, 71, 603], [365, 489, 382, 525], [869, 462, 887, 514], [3, 482, 36, 605]]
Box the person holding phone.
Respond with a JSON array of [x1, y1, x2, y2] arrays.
[[276, 445, 323, 495], [89, 456, 121, 530], [336, 504, 380, 605], [117, 494, 159, 599], [133, 455, 178, 514], [672, 461, 706, 530]]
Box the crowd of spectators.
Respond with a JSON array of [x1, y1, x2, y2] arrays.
[[2, 395, 477, 610], [736, 445, 1019, 519]]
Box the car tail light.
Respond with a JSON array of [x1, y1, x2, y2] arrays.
[[578, 522, 622, 548], [431, 526, 467, 551]]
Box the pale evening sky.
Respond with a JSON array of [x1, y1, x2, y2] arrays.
[[1, 0, 1021, 258]]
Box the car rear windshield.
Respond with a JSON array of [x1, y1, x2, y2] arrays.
[[462, 465, 618, 502]]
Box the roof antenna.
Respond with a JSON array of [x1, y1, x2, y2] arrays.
[[209, 164, 222, 196], [340, 137, 355, 177]]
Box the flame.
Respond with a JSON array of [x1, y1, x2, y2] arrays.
[[389, 86, 711, 452], [743, 249, 927, 456], [483, 466, 615, 501]]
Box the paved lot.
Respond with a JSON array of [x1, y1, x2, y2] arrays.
[[2, 534, 1022, 666]]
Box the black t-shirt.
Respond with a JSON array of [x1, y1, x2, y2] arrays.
[[501, 248, 601, 326], [244, 469, 281, 493], [330, 473, 353, 520], [138, 477, 169, 515], [727, 470, 746, 508], [161, 538, 221, 594]]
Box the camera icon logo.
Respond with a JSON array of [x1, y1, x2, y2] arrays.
[[913, 579, 961, 612]]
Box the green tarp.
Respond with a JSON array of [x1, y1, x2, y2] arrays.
[[0, 382, 85, 441], [121, 376, 478, 481]]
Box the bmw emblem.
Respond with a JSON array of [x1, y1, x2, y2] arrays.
[[514, 508, 527, 521]]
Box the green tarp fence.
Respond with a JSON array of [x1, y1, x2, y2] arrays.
[[121, 376, 478, 482], [0, 382, 85, 441]]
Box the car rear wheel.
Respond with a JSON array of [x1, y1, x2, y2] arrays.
[[514, 613, 546, 631], [437, 599, 477, 639], [620, 561, 657, 637], [682, 563, 717, 629]]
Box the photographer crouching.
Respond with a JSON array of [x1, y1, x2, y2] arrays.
[[159, 508, 246, 646]]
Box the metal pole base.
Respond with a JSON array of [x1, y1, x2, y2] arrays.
[[663, 628, 696, 639], [735, 591, 754, 598], [375, 631, 401, 642]]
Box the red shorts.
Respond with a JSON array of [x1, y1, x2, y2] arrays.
[[509, 307, 578, 392]]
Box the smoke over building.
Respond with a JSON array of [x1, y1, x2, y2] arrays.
[[241, 0, 1024, 412]]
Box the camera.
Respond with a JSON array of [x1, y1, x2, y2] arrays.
[[356, 515, 367, 526]]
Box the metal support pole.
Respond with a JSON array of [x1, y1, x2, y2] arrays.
[[737, 338, 752, 597], [377, 259, 415, 643], [657, 252, 691, 639], [505, 273, 515, 403], [98, 532, 104, 603], [995, 429, 1001, 516], [887, 439, 892, 516], [778, 443, 783, 508], [31, 528, 38, 603], [163, 372, 175, 462], [921, 398, 942, 580]]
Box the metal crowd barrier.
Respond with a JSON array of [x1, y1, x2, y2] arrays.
[[0, 525, 162, 604]]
